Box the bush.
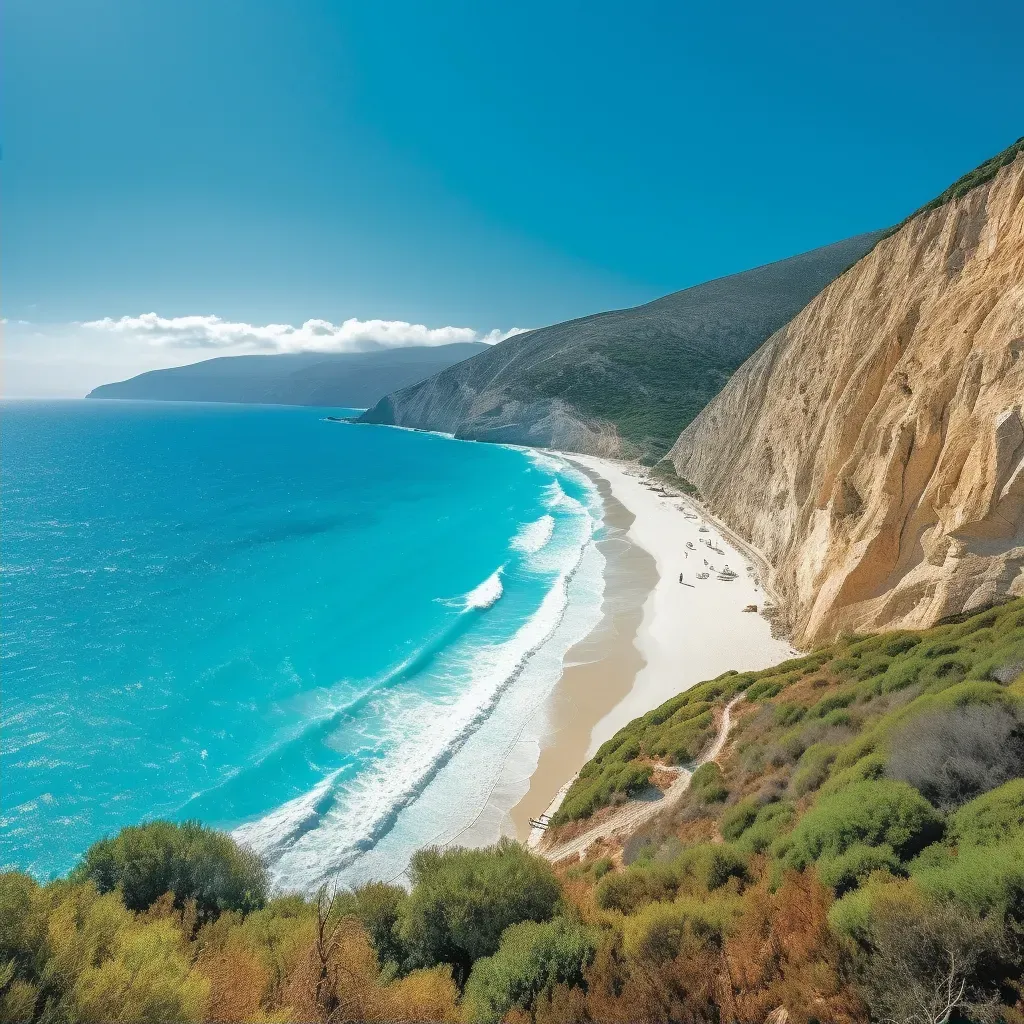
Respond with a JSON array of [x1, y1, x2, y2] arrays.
[[621, 896, 736, 963], [816, 843, 903, 895], [675, 844, 747, 891], [350, 881, 406, 968], [594, 845, 745, 915], [773, 702, 807, 727], [910, 835, 1024, 919], [790, 743, 840, 796], [397, 839, 560, 985], [72, 820, 268, 921], [884, 702, 1024, 810], [837, 879, 1016, 1024], [595, 862, 680, 914], [690, 762, 728, 803], [464, 918, 597, 1024], [946, 779, 1024, 848], [720, 799, 759, 841], [735, 803, 795, 855], [786, 780, 942, 871]]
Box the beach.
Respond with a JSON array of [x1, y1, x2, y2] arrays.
[[508, 454, 796, 839]]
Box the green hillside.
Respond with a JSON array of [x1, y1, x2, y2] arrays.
[[361, 232, 883, 461]]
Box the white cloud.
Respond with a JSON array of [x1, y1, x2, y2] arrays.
[[82, 313, 529, 354]]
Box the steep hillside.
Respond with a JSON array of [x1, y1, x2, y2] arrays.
[[4, 602, 1020, 1024], [669, 145, 1024, 645], [360, 233, 883, 461], [87, 343, 486, 408]]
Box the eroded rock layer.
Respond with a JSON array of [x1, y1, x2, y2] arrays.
[[669, 153, 1024, 645]]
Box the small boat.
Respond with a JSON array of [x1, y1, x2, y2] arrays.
[[686, 542, 695, 550], [696, 572, 710, 580], [684, 512, 697, 519], [699, 526, 709, 533], [717, 573, 736, 581]]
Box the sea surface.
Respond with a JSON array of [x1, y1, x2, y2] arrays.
[[1, 400, 604, 888]]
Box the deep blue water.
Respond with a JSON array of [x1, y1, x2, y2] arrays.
[[1, 400, 602, 887]]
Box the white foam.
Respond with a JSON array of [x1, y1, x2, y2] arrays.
[[543, 479, 586, 513], [463, 569, 503, 610], [510, 515, 555, 555], [235, 455, 608, 893]]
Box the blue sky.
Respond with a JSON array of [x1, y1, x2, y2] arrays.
[[4, 0, 1022, 394]]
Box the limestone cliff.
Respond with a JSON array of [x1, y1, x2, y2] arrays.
[[668, 150, 1024, 646]]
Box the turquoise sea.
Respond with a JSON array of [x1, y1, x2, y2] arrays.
[[1, 400, 604, 889]]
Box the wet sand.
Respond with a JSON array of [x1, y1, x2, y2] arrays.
[[509, 475, 656, 838]]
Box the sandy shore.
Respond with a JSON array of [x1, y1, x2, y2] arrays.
[[508, 454, 796, 838]]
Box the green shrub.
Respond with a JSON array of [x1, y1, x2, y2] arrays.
[[773, 703, 807, 727], [884, 636, 921, 657], [350, 881, 406, 968], [735, 803, 795, 854], [808, 689, 857, 719], [816, 843, 903, 895], [746, 679, 784, 702], [690, 762, 728, 803], [72, 820, 267, 921], [552, 761, 652, 823], [621, 896, 737, 963], [398, 838, 560, 985], [464, 918, 597, 1024], [720, 799, 759, 841], [946, 779, 1024, 848], [594, 862, 680, 914], [910, 836, 1024, 919], [786, 780, 942, 871], [674, 844, 747, 891], [790, 743, 841, 796]]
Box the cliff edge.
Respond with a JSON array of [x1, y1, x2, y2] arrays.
[[668, 146, 1024, 646]]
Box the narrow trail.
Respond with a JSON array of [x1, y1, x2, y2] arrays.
[[535, 695, 742, 863]]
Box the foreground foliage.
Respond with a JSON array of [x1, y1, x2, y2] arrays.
[[2, 601, 1022, 1023]]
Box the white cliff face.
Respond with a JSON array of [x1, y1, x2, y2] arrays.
[[669, 154, 1024, 647]]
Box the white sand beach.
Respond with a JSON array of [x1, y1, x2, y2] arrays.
[[570, 454, 796, 752], [508, 453, 796, 836]]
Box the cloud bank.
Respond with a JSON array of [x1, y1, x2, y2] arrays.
[[82, 313, 528, 354]]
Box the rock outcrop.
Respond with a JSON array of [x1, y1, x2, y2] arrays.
[[360, 233, 883, 460], [668, 152, 1024, 645]]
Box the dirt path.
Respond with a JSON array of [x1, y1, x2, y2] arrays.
[[535, 696, 742, 863]]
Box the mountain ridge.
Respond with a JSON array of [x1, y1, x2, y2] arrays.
[[86, 342, 488, 409], [359, 232, 884, 460]]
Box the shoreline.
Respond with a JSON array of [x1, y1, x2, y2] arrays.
[[507, 472, 656, 839], [506, 453, 796, 840]]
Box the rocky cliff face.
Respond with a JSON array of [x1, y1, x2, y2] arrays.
[[360, 233, 882, 460], [668, 153, 1024, 646]]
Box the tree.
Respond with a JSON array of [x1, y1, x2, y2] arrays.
[[465, 918, 597, 1024], [397, 839, 560, 985], [73, 820, 268, 923]]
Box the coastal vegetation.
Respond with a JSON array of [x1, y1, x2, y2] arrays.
[[2, 601, 1022, 1023], [881, 135, 1024, 239]]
